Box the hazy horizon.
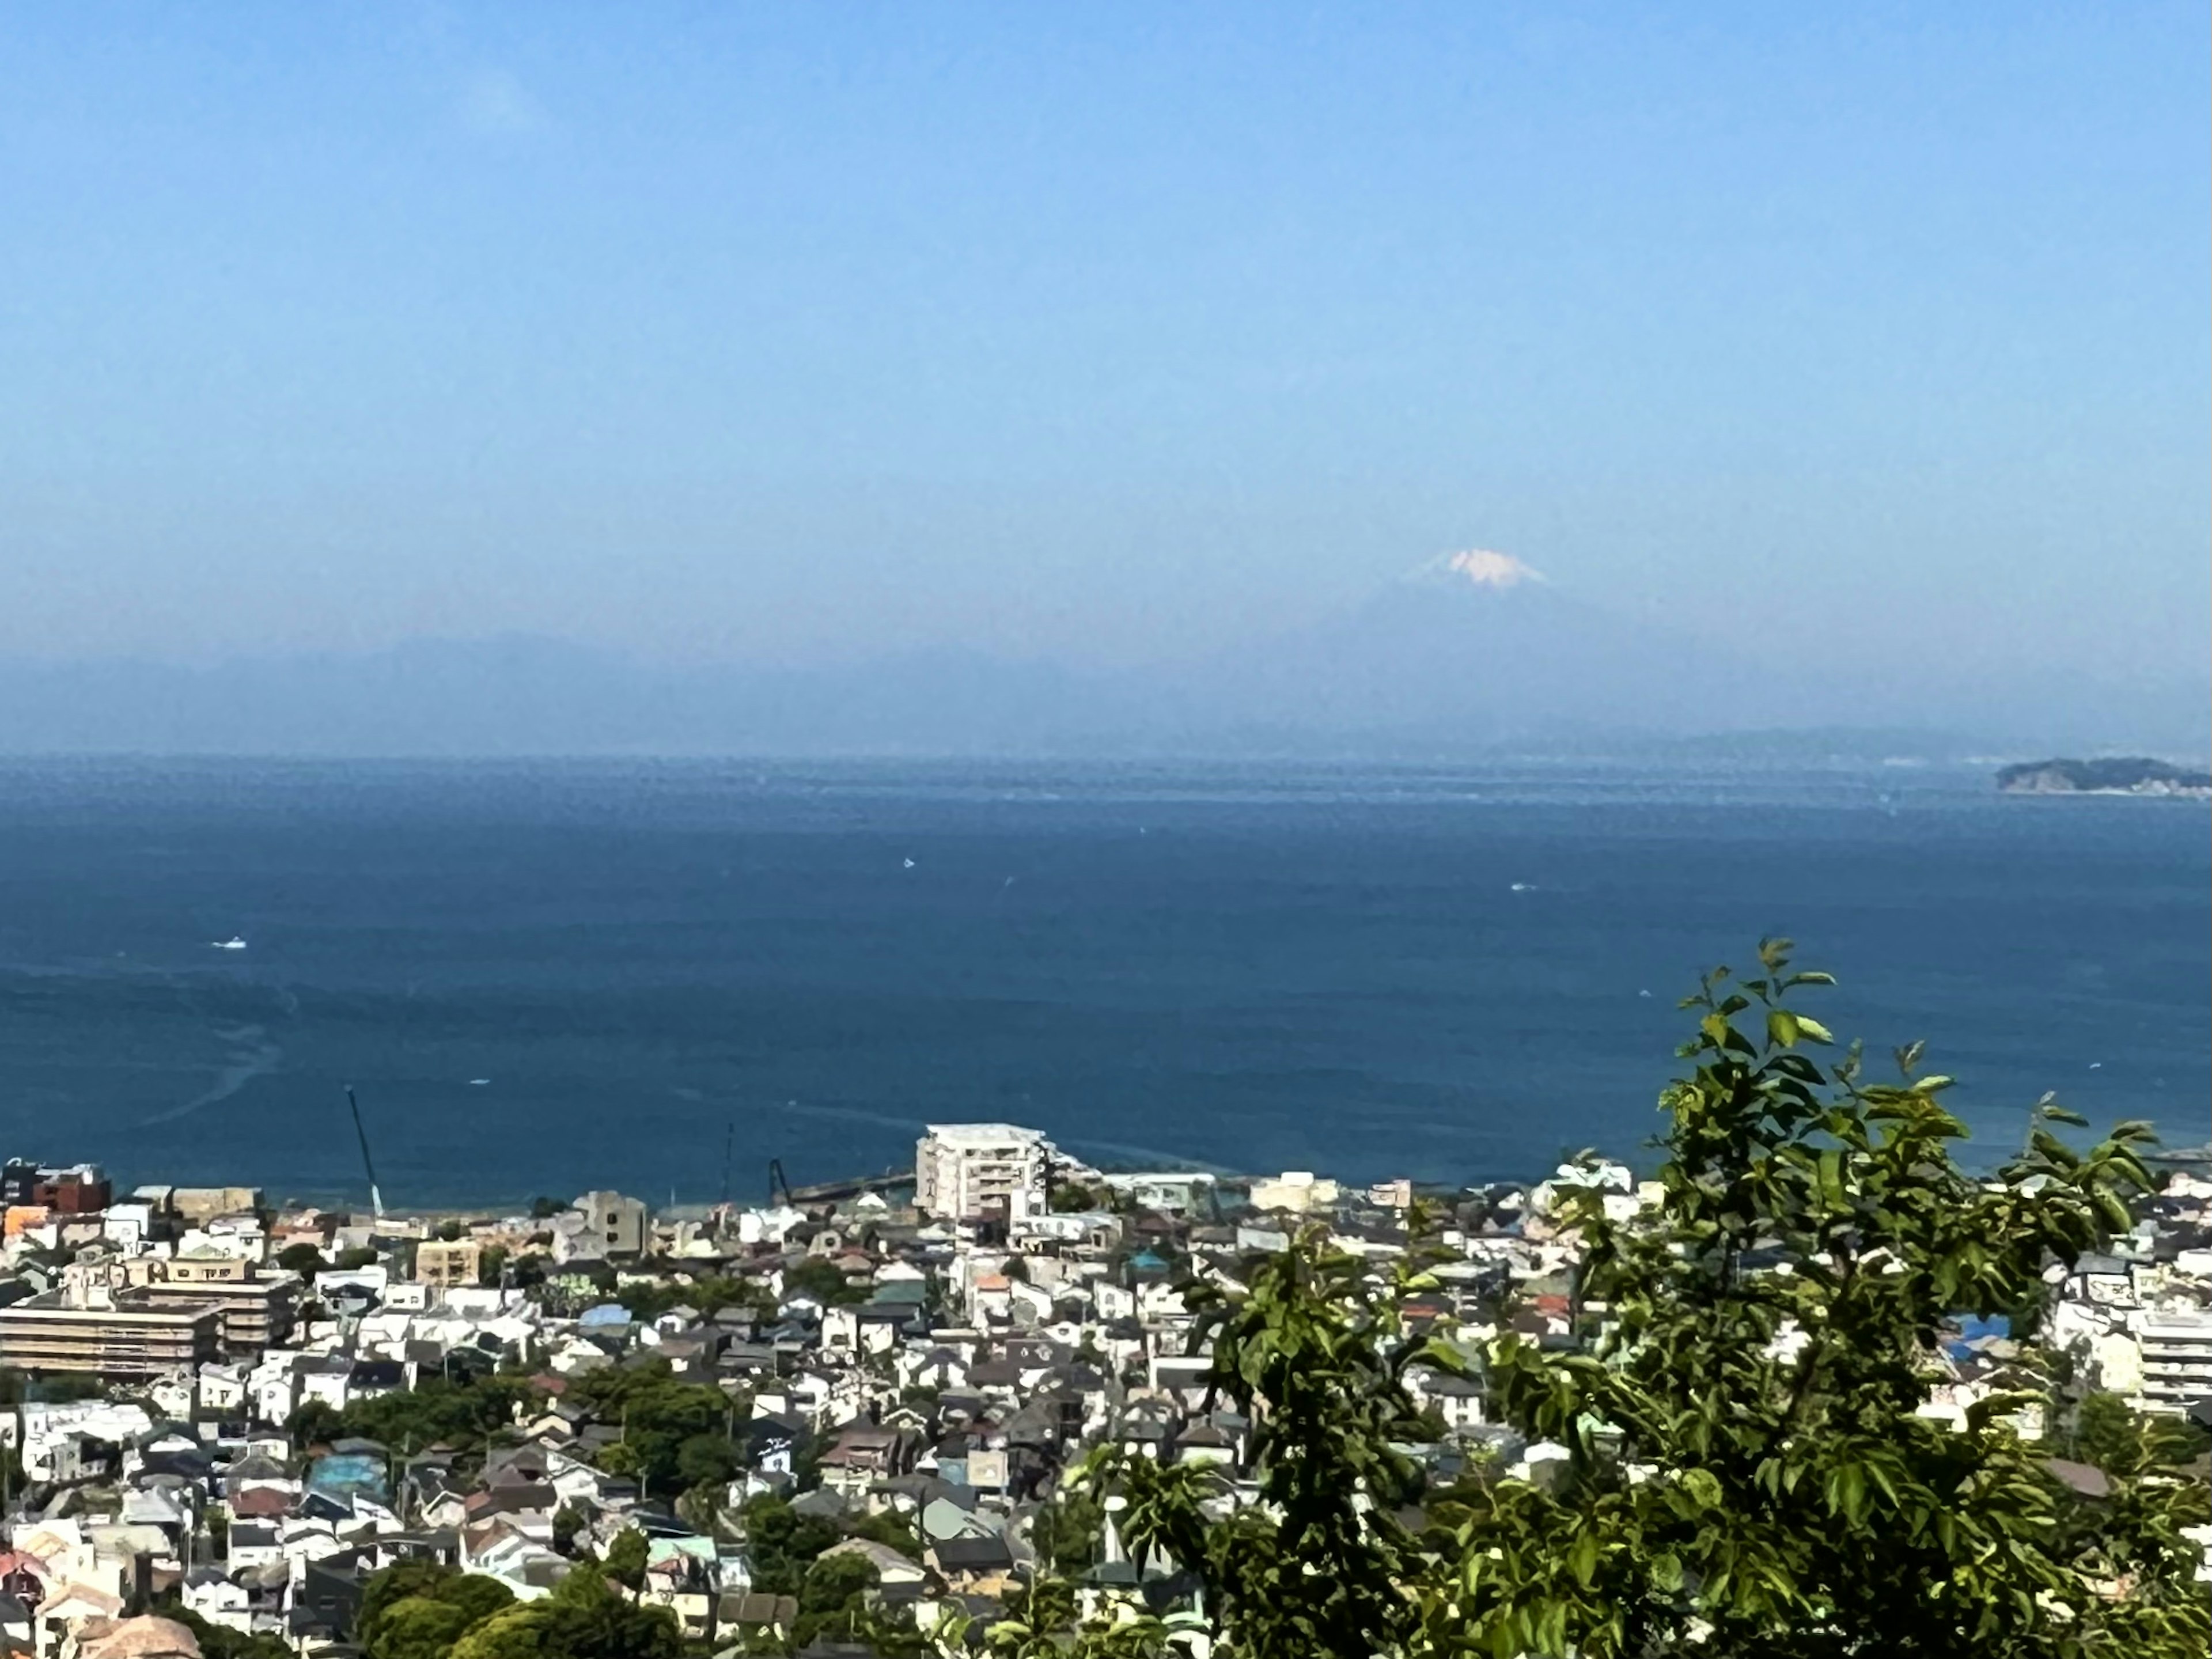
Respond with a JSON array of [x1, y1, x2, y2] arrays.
[[1, 600, 2205, 757], [4, 6, 2207, 706]]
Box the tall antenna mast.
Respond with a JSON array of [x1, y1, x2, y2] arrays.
[[344, 1085, 385, 1220]]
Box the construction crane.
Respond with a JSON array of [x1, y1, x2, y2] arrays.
[[344, 1085, 386, 1220], [767, 1158, 794, 1208]]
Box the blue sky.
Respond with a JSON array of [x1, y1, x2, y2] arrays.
[[2, 3, 2205, 677]]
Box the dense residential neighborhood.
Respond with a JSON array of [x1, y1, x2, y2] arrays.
[[0, 1130, 2205, 1657]]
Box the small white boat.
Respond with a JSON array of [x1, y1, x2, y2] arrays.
[[210, 936, 248, 951]]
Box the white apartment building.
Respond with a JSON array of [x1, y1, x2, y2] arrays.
[[2134, 1310, 2212, 1413], [915, 1123, 1051, 1221]]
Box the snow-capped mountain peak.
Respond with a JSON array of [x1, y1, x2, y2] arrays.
[[1407, 548, 1547, 590]]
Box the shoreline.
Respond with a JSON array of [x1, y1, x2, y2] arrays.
[[120, 1135, 2212, 1228]]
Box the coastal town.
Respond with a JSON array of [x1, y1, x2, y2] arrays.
[[0, 1126, 2206, 1658]]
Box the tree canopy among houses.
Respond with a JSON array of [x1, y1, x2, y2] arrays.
[[1039, 943, 2210, 1658]]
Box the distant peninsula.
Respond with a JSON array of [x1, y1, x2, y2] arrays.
[[1997, 756, 2212, 797]]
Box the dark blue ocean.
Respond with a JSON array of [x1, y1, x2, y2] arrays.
[[0, 758, 2205, 1207]]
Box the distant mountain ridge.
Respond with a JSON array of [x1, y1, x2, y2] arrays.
[[1, 557, 2204, 757], [1175, 550, 1766, 743]]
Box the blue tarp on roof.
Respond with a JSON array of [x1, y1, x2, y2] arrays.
[[1942, 1312, 2012, 1361], [306, 1451, 388, 1503]]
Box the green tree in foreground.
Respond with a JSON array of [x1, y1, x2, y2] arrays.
[[358, 1563, 516, 1659], [564, 1357, 742, 1496], [364, 1597, 478, 1659], [793, 1552, 880, 1649], [1050, 941, 2207, 1658], [286, 1397, 346, 1450], [552, 1501, 586, 1556], [603, 1526, 650, 1594], [1051, 1180, 1104, 1213], [784, 1255, 871, 1306], [447, 1559, 679, 1659], [1031, 1479, 1107, 1575], [154, 1602, 291, 1659], [355, 1558, 676, 1659], [1452, 940, 2205, 1657], [276, 1241, 325, 1278], [740, 1492, 844, 1596], [2066, 1387, 2211, 1479]]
